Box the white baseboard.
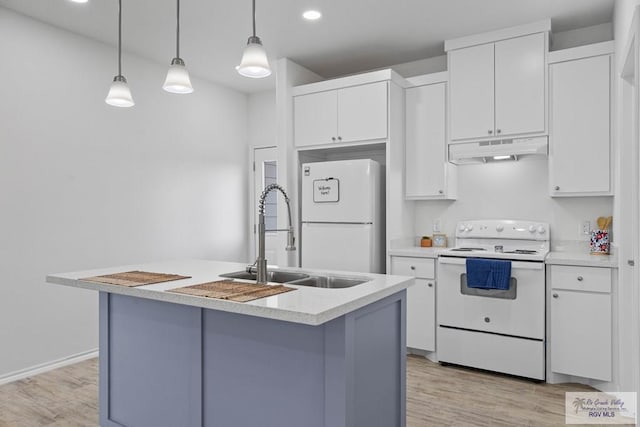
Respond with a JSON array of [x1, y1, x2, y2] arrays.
[[0, 349, 98, 386]]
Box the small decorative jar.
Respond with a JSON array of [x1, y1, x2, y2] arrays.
[[590, 229, 609, 255], [420, 236, 432, 247]]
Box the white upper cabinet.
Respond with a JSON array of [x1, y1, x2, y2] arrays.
[[405, 78, 457, 199], [548, 43, 612, 196], [294, 81, 388, 147], [338, 82, 388, 143], [446, 22, 549, 142], [494, 33, 546, 137], [449, 43, 495, 140], [293, 90, 337, 147]]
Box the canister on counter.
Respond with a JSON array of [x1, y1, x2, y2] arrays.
[[590, 229, 609, 255]]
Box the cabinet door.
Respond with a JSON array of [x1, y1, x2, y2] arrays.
[[293, 90, 338, 147], [549, 54, 611, 195], [338, 81, 388, 143], [405, 83, 451, 199], [406, 278, 436, 351], [449, 43, 495, 140], [494, 32, 546, 137], [550, 290, 611, 381], [390, 257, 435, 352]]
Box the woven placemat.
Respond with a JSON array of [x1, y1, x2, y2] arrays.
[[80, 271, 191, 287], [168, 280, 295, 302]]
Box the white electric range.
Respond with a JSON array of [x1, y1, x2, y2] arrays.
[[437, 219, 549, 380]]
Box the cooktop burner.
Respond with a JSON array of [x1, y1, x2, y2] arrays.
[[443, 220, 550, 261]]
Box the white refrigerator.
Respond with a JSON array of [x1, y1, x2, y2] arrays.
[[301, 159, 384, 273]]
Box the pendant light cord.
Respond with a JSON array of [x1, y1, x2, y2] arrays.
[[252, 0, 256, 37], [176, 0, 180, 58], [118, 0, 122, 76]]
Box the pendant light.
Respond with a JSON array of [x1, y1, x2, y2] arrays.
[[163, 0, 193, 93], [105, 0, 134, 107], [237, 0, 271, 78]]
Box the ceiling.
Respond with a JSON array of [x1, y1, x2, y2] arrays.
[[0, 0, 615, 94]]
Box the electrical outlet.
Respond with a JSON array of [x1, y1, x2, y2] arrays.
[[580, 221, 591, 239], [433, 219, 441, 233]]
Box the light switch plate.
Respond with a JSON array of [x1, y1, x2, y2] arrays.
[[581, 221, 591, 240], [433, 219, 441, 233]]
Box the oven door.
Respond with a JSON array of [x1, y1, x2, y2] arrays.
[[437, 256, 545, 339]]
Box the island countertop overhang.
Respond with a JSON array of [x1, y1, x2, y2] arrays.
[[46, 259, 414, 326]]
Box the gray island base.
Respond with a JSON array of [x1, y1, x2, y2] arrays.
[[47, 260, 410, 427]]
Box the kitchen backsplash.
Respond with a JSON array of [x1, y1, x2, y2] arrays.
[[413, 157, 613, 244]]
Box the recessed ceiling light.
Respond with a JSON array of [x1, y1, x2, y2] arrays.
[[69, 0, 89, 3], [302, 10, 322, 21]]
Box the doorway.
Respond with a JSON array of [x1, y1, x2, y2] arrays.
[[252, 146, 280, 266]]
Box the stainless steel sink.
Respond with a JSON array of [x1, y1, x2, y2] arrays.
[[288, 275, 369, 289], [219, 270, 309, 283], [219, 270, 370, 289]]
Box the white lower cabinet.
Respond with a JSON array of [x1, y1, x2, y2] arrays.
[[549, 265, 612, 381], [390, 256, 435, 352]]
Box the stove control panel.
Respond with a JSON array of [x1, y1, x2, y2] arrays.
[[456, 220, 550, 241]]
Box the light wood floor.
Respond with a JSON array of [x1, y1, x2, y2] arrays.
[[0, 355, 602, 426]]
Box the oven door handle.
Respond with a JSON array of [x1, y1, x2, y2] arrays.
[[438, 257, 544, 270]]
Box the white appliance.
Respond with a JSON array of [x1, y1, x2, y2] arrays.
[[301, 159, 384, 273], [448, 136, 548, 164], [437, 219, 549, 380]]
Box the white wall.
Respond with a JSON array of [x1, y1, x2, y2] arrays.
[[615, 0, 640, 49], [414, 158, 613, 244], [551, 23, 613, 51], [248, 91, 277, 149], [247, 90, 277, 260], [613, 0, 640, 396], [389, 55, 447, 78], [0, 8, 249, 379]]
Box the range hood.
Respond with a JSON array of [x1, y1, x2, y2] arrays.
[[448, 136, 548, 165]]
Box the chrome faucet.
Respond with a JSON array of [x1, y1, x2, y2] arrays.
[[249, 183, 296, 284]]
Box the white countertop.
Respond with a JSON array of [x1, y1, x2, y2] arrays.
[[46, 259, 414, 326], [390, 244, 618, 268], [388, 247, 442, 259], [545, 251, 618, 268]]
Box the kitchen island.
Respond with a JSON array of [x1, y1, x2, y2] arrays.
[[47, 259, 412, 427]]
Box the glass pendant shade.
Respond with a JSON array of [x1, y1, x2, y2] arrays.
[[106, 0, 134, 107], [105, 75, 135, 107], [237, 36, 271, 78], [163, 58, 194, 93]]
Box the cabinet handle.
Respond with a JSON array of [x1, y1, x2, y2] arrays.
[[337, 136, 342, 141], [410, 266, 415, 270], [331, 137, 336, 142], [488, 130, 493, 135], [428, 282, 433, 287], [497, 129, 502, 134], [552, 293, 558, 298], [629, 260, 635, 267], [554, 186, 560, 191], [484, 317, 490, 323], [438, 189, 444, 194], [577, 276, 583, 281]]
